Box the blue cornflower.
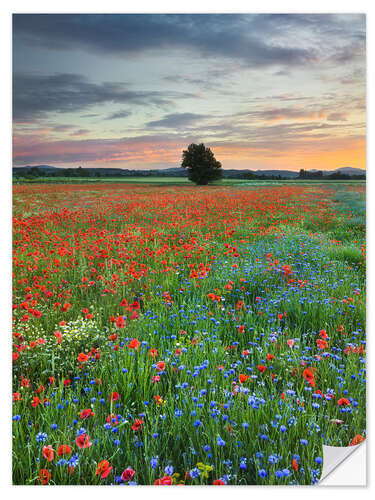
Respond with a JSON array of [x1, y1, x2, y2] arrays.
[[268, 455, 279, 465], [68, 454, 80, 467], [150, 457, 158, 469], [194, 419, 202, 428], [164, 465, 174, 475], [36, 432, 47, 443], [190, 468, 200, 479], [258, 469, 267, 478], [217, 437, 226, 446], [315, 457, 323, 465], [204, 445, 211, 452]]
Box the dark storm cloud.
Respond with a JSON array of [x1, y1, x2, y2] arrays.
[[13, 73, 196, 121], [13, 14, 316, 68], [146, 113, 209, 128]]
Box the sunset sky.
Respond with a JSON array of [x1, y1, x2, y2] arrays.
[[13, 14, 366, 171]]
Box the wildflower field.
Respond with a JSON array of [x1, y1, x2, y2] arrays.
[[12, 182, 366, 486]]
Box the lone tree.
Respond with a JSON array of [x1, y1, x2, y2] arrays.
[[181, 143, 222, 185]]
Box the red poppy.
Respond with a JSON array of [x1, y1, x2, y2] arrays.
[[128, 338, 140, 350], [80, 408, 95, 419], [213, 479, 226, 485], [75, 434, 92, 449], [109, 392, 119, 402], [154, 395, 163, 405], [319, 329, 328, 339], [316, 339, 328, 350], [115, 316, 126, 329], [337, 398, 350, 406], [239, 374, 249, 384], [154, 475, 173, 485], [156, 361, 166, 372], [31, 396, 41, 407], [349, 434, 365, 446], [21, 377, 30, 387], [131, 418, 143, 431], [38, 468, 51, 485], [96, 460, 113, 479], [57, 444, 72, 456], [54, 331, 63, 343], [77, 352, 89, 362], [43, 445, 54, 462], [121, 467, 135, 481], [257, 365, 266, 373], [302, 368, 316, 387]]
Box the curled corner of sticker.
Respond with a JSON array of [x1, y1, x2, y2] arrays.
[[319, 442, 366, 485]]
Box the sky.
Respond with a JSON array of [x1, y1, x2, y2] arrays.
[[12, 14, 366, 171]]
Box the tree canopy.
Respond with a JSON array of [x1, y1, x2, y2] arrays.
[[181, 143, 222, 185]]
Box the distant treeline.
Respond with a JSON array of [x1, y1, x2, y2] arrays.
[[297, 169, 365, 180], [12, 166, 182, 179], [12, 166, 366, 181]]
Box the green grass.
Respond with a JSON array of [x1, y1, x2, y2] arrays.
[[12, 176, 366, 186]]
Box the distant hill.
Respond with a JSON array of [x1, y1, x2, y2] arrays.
[[329, 167, 366, 176], [13, 165, 366, 179]]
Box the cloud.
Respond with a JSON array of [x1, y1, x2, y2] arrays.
[[13, 72, 196, 121], [146, 113, 208, 128], [51, 124, 75, 132], [13, 117, 364, 168], [105, 110, 132, 120], [70, 129, 90, 136], [254, 108, 327, 122], [12, 133, 195, 165], [327, 112, 347, 122], [13, 14, 317, 69]]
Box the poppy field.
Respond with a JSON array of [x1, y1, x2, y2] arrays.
[[12, 182, 366, 486]]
